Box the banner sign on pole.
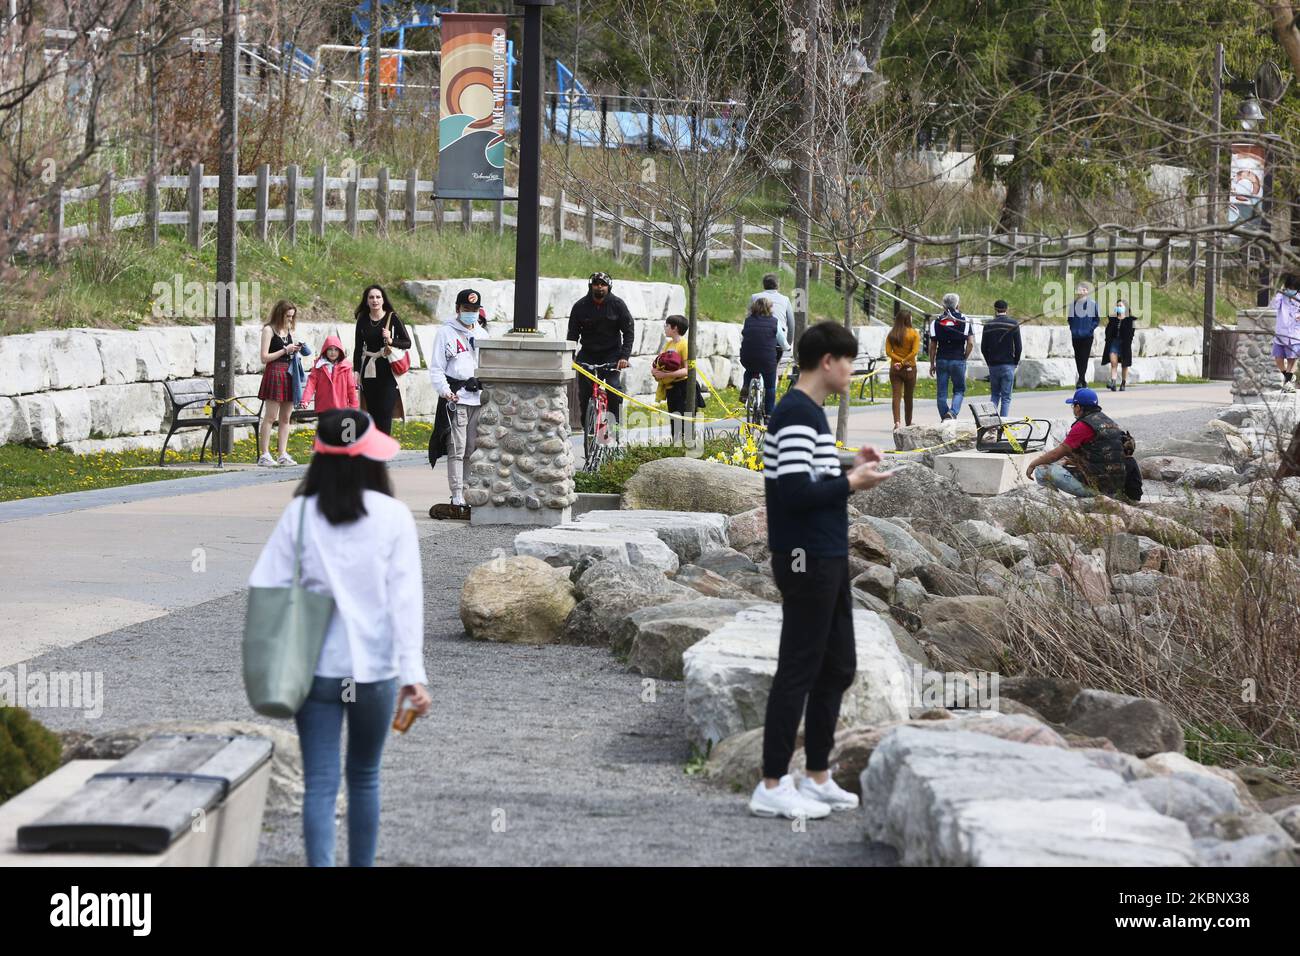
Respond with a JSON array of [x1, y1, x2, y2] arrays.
[[437, 12, 508, 200], [1228, 143, 1266, 224]]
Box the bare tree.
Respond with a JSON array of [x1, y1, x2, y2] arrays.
[[556, 0, 798, 434]]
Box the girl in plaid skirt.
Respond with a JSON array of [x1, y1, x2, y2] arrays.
[[258, 300, 301, 466]]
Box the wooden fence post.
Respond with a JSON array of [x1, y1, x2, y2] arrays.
[[1059, 233, 1070, 281], [733, 215, 744, 272], [376, 167, 389, 236], [1007, 229, 1018, 282], [982, 225, 992, 281], [950, 233, 960, 280], [432, 195, 444, 232], [1188, 238, 1199, 287], [98, 171, 113, 237], [312, 163, 326, 238], [1107, 229, 1118, 279], [866, 252, 881, 323], [1160, 234, 1172, 286], [642, 208, 654, 275], [146, 169, 159, 247], [553, 188, 564, 243], [1085, 226, 1097, 284], [1134, 228, 1146, 283], [493, 199, 504, 236], [1032, 232, 1044, 281], [188, 163, 203, 249], [584, 200, 595, 248], [907, 238, 918, 284], [345, 169, 358, 237], [406, 169, 418, 232], [50, 189, 64, 263], [255, 164, 270, 241], [458, 197, 470, 234], [284, 164, 298, 243], [612, 204, 624, 260], [771, 216, 783, 268]]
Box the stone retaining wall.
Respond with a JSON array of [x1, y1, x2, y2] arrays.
[[0, 276, 1206, 452]]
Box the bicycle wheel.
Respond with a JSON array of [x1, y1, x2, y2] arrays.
[[746, 379, 765, 427], [582, 397, 598, 468]]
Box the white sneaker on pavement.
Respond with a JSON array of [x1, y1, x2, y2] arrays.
[[257, 454, 277, 467], [748, 775, 831, 820], [277, 453, 297, 466], [797, 773, 860, 811]]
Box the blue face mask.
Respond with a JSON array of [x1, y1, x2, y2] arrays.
[[458, 311, 478, 326], [1116, 307, 1126, 315], [1284, 289, 1298, 299]]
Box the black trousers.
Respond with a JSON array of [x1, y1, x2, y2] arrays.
[[761, 554, 857, 779], [361, 376, 399, 435], [665, 380, 689, 443], [1072, 336, 1094, 387]]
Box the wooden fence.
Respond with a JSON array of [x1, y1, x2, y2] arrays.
[[34, 162, 1252, 295]]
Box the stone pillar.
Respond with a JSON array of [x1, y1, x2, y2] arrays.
[[467, 334, 578, 526], [1231, 307, 1281, 404]]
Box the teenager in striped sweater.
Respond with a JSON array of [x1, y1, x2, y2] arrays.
[[750, 322, 896, 820]]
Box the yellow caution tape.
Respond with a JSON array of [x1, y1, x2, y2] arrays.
[[571, 362, 733, 426]]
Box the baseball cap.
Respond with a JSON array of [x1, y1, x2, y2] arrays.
[[312, 409, 400, 461], [1065, 387, 1099, 406], [455, 288, 481, 309]]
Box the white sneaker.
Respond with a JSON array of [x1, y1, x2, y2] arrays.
[[277, 453, 297, 466], [797, 773, 860, 811], [748, 775, 831, 820], [257, 454, 277, 467]]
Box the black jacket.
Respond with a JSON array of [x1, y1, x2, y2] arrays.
[[980, 315, 1022, 366], [740, 313, 780, 369], [1104, 315, 1136, 367], [566, 293, 635, 363]]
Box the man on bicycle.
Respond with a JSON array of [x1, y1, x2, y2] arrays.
[[567, 271, 635, 433]]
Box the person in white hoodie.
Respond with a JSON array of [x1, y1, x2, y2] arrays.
[[428, 288, 487, 520], [249, 408, 430, 866], [1272, 274, 1300, 392]]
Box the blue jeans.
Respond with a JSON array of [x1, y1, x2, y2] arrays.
[[742, 363, 777, 418], [987, 364, 1016, 417], [1035, 462, 1098, 498], [935, 359, 967, 420], [295, 675, 397, 867]]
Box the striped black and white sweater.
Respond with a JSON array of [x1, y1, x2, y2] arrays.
[[762, 388, 850, 558]]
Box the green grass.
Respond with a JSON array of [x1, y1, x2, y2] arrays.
[[0, 421, 432, 502]]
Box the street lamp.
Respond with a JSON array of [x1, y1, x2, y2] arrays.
[[1237, 94, 1265, 131]]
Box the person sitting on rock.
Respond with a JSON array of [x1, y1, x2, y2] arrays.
[[1025, 387, 1129, 498]]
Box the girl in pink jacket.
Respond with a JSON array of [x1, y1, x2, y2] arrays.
[[303, 334, 360, 411]]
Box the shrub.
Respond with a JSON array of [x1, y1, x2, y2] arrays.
[[0, 708, 63, 803]]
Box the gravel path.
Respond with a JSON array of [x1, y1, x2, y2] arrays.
[[22, 522, 896, 867]]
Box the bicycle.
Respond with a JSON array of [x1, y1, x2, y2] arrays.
[[577, 360, 621, 471]]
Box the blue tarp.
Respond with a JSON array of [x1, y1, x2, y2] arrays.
[[552, 107, 747, 151]]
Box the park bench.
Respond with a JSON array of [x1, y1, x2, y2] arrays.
[[159, 378, 260, 467], [160, 379, 319, 466], [8, 733, 272, 864], [773, 354, 886, 402], [968, 401, 1052, 454]]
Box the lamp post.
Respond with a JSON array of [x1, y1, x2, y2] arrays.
[[792, 0, 819, 372], [512, 0, 554, 332], [1203, 43, 1223, 380], [214, 0, 239, 457]]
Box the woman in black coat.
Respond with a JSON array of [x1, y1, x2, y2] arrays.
[[353, 284, 412, 434], [1104, 299, 1136, 391]]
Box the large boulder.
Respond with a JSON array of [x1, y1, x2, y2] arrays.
[[849, 462, 979, 524], [1064, 689, 1185, 757], [913, 562, 981, 597], [622, 457, 764, 515], [573, 509, 727, 564], [618, 597, 769, 679], [1131, 774, 1245, 838], [848, 523, 892, 565], [918, 596, 1010, 671], [997, 676, 1083, 724], [854, 515, 934, 575], [723, 507, 769, 565], [861, 726, 1198, 866], [682, 605, 913, 749], [891, 421, 976, 467], [514, 523, 679, 574], [1136, 421, 1240, 466], [946, 519, 1031, 566], [563, 560, 694, 646], [460, 555, 577, 644], [675, 565, 763, 602]]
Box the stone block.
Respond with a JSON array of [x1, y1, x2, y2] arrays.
[[934, 450, 1033, 496]]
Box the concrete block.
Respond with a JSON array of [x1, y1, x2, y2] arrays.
[[935, 450, 1034, 496]]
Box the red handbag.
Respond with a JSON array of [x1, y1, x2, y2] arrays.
[[384, 313, 410, 376]]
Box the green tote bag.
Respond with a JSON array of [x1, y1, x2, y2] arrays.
[[242, 498, 335, 718]]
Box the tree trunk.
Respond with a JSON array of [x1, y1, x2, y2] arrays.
[[998, 167, 1031, 233], [835, 278, 854, 442], [685, 269, 698, 446], [1267, 3, 1300, 82]]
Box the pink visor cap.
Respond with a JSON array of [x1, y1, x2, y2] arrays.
[[312, 411, 400, 461]]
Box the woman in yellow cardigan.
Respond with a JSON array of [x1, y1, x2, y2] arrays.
[[886, 310, 920, 430]]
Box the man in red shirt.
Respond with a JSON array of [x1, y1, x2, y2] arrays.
[[1025, 387, 1129, 497]]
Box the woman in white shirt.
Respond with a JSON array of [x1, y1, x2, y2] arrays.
[[249, 408, 431, 866]]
